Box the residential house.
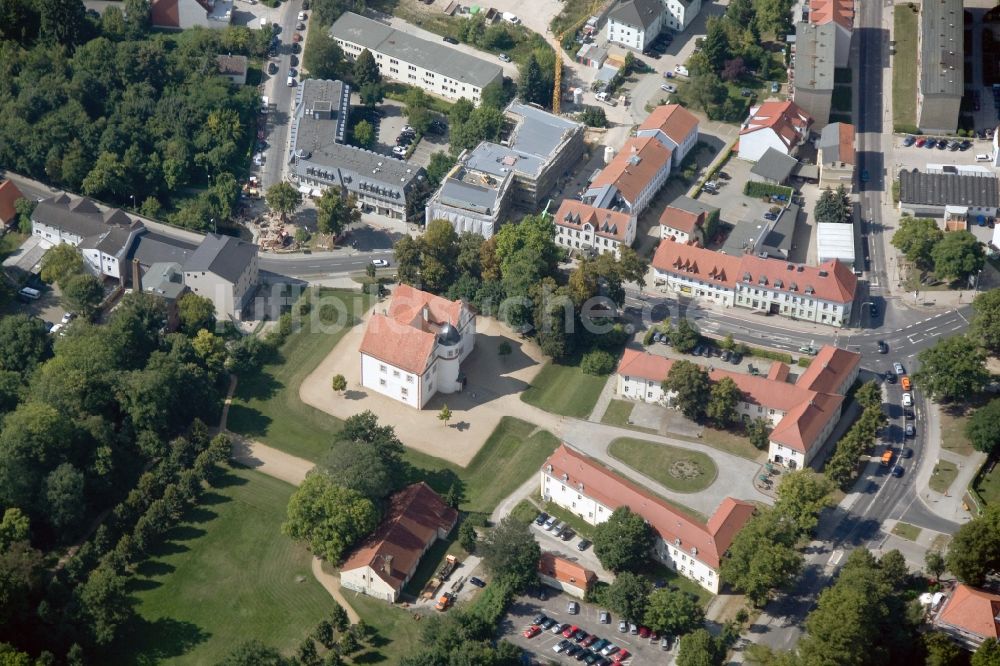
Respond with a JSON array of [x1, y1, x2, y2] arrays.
[[540, 444, 756, 593], [79, 225, 147, 282], [537, 553, 597, 599], [358, 285, 476, 409], [652, 239, 857, 326], [738, 101, 813, 162], [606, 0, 665, 51], [934, 584, 1000, 650], [182, 233, 259, 320], [617, 344, 860, 468], [898, 166, 999, 220], [818, 122, 856, 188], [340, 482, 458, 603], [216, 54, 248, 85], [807, 0, 853, 67], [331, 12, 502, 105], [636, 103, 700, 169], [750, 148, 799, 185], [663, 0, 702, 32], [916, 0, 963, 133], [150, 0, 232, 29], [554, 199, 636, 257], [0, 180, 25, 229], [659, 205, 705, 245], [584, 135, 672, 216], [792, 22, 836, 127]]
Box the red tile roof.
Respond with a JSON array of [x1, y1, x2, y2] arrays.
[[639, 104, 700, 146], [796, 345, 861, 393], [659, 206, 704, 238], [543, 444, 755, 568], [809, 0, 854, 30], [359, 285, 466, 375], [837, 123, 856, 165], [0, 180, 24, 226], [150, 0, 180, 27], [740, 101, 813, 152], [538, 552, 597, 589], [591, 136, 672, 205], [937, 585, 1000, 640], [555, 199, 633, 243], [340, 482, 458, 592], [652, 240, 857, 304]]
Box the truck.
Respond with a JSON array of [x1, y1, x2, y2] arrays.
[[435, 592, 455, 611], [419, 555, 459, 600], [881, 450, 893, 466]]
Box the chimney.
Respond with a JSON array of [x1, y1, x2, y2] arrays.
[[132, 258, 141, 290], [382, 554, 393, 577]]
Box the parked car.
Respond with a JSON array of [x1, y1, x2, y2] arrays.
[[638, 626, 651, 638], [601, 643, 619, 656], [443, 35, 459, 44], [554, 639, 572, 653], [892, 466, 904, 478], [550, 520, 565, 534], [902, 135, 916, 146], [763, 212, 778, 220], [297, 10, 306, 20], [901, 375, 912, 391], [391, 145, 407, 157], [592, 638, 610, 652], [582, 634, 598, 647], [296, 21, 305, 29], [566, 645, 582, 658], [660, 83, 677, 93], [267, 62, 278, 75], [469, 576, 486, 588], [771, 81, 780, 92], [674, 65, 689, 76], [629, 623, 638, 635], [370, 259, 389, 268], [577, 539, 592, 551], [915, 137, 926, 147], [540, 617, 557, 630], [661, 636, 671, 650], [902, 447, 913, 458], [535, 512, 549, 525], [498, 53, 512, 63], [599, 611, 610, 624], [612, 649, 631, 663], [905, 423, 916, 438], [532, 613, 548, 626], [524, 625, 542, 638], [561, 529, 575, 541], [730, 352, 742, 364], [568, 601, 580, 615], [563, 625, 580, 639], [574, 628, 589, 642], [553, 623, 570, 635], [618, 620, 627, 633], [884, 370, 896, 384], [894, 362, 905, 375], [902, 392, 913, 407]]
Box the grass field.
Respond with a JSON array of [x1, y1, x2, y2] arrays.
[[892, 522, 921, 541], [940, 408, 975, 457], [521, 361, 609, 418], [930, 460, 960, 494], [673, 427, 765, 462], [227, 289, 372, 461], [974, 459, 1000, 506], [608, 437, 718, 493], [892, 6, 918, 130], [601, 399, 637, 428], [112, 466, 331, 665], [343, 587, 425, 664]]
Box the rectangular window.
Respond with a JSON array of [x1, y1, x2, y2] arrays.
[[393, 370, 400, 378], [379, 365, 387, 373], [379, 379, 386, 386], [407, 375, 413, 383], [401, 388, 408, 397]]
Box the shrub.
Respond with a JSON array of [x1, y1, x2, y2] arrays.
[[744, 346, 793, 364], [581, 349, 616, 376], [743, 182, 794, 199], [797, 357, 813, 367]]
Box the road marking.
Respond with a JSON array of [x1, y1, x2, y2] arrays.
[[925, 325, 939, 332], [949, 325, 963, 332]]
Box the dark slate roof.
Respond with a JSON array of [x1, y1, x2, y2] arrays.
[[32, 195, 138, 238], [608, 0, 663, 31], [216, 54, 248, 76], [141, 262, 186, 300], [128, 231, 198, 267], [898, 169, 1000, 208], [183, 233, 257, 283], [751, 148, 798, 183], [669, 195, 719, 218], [78, 227, 136, 256], [761, 201, 800, 257], [919, 0, 963, 97]]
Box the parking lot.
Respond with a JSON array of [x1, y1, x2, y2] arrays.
[[502, 590, 675, 665], [530, 516, 613, 584], [359, 98, 450, 169], [888, 133, 996, 173]]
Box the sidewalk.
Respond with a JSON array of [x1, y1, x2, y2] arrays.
[[915, 402, 986, 525], [587, 374, 619, 422]]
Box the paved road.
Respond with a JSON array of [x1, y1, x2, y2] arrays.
[[259, 0, 306, 189]]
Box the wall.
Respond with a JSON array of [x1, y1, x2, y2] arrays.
[[792, 86, 832, 130], [340, 566, 398, 602], [361, 353, 424, 408], [31, 221, 83, 247]]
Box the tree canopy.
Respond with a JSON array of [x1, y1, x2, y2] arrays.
[[593, 507, 654, 573], [891, 217, 942, 272], [663, 360, 711, 421], [477, 516, 541, 590], [643, 588, 705, 637], [972, 289, 1000, 355], [282, 473, 380, 563], [931, 230, 985, 282], [947, 504, 1000, 586], [914, 335, 989, 402], [966, 399, 1000, 454], [605, 571, 652, 624]]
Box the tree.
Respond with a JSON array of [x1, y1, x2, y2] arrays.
[[686, 72, 726, 115], [925, 550, 946, 580], [0, 508, 30, 549], [394, 235, 422, 285], [341, 411, 405, 464], [315, 188, 359, 238], [914, 335, 989, 402], [593, 507, 654, 573], [972, 289, 1000, 354], [477, 516, 541, 590], [746, 418, 771, 450], [330, 603, 350, 632], [581, 349, 616, 376], [352, 119, 374, 148], [578, 105, 608, 127], [0, 540, 43, 629], [44, 463, 85, 530], [706, 377, 742, 425], [358, 81, 384, 108], [606, 571, 652, 623], [932, 230, 985, 282], [974, 639, 1000, 666], [774, 470, 834, 536], [39, 0, 86, 46], [219, 640, 289, 666], [677, 628, 724, 666], [63, 273, 104, 319], [814, 186, 851, 224], [426, 152, 457, 188], [331, 374, 347, 393], [77, 565, 133, 646], [282, 474, 379, 563], [517, 53, 547, 107], [40, 243, 84, 286], [720, 56, 747, 81], [644, 588, 705, 636], [352, 48, 381, 86], [720, 508, 802, 607], [438, 405, 452, 427], [14, 198, 35, 234], [303, 30, 343, 80], [670, 318, 700, 353], [662, 360, 711, 421], [891, 217, 942, 272], [0, 315, 51, 375], [296, 638, 320, 666], [967, 399, 1000, 454], [176, 292, 216, 335], [947, 505, 1000, 586], [265, 181, 302, 220]]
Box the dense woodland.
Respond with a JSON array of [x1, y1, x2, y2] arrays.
[[0, 0, 268, 230]]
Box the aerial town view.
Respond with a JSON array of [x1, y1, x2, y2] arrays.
[[3, 0, 1000, 663]]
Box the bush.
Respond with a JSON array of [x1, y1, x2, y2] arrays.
[[797, 357, 812, 367], [744, 346, 793, 364], [743, 182, 794, 199], [578, 105, 608, 127], [581, 349, 616, 376]]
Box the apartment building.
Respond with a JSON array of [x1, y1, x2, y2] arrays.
[[607, 0, 665, 50], [424, 158, 514, 239], [792, 21, 836, 128], [806, 0, 853, 67], [818, 122, 856, 188], [554, 199, 636, 257], [738, 101, 813, 162], [331, 12, 503, 105], [916, 0, 963, 133], [585, 136, 672, 216], [636, 103, 700, 169]]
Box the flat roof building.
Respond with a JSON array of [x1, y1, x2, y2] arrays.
[[424, 157, 515, 239], [291, 79, 427, 220], [816, 222, 856, 265], [898, 166, 999, 218], [331, 12, 503, 105], [792, 21, 837, 127], [916, 0, 963, 133]]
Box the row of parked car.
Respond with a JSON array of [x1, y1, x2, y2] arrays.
[[523, 615, 635, 664], [534, 512, 591, 551], [902, 135, 974, 151]]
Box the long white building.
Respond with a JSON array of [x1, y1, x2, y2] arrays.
[[358, 285, 475, 409], [541, 444, 755, 594], [331, 12, 503, 105]]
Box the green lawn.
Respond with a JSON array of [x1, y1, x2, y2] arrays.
[[0, 230, 27, 258], [521, 361, 609, 418], [608, 437, 718, 493], [930, 460, 960, 494], [892, 6, 919, 130], [675, 427, 765, 462], [511, 498, 540, 523], [346, 588, 426, 664], [638, 561, 713, 607], [111, 466, 332, 665], [601, 398, 635, 427], [974, 459, 1000, 507], [940, 408, 975, 457], [891, 522, 921, 541], [226, 289, 372, 461], [541, 500, 597, 540]]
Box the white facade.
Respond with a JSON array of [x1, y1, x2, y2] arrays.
[[637, 122, 697, 169], [554, 219, 636, 258], [184, 254, 259, 321], [607, 13, 662, 51], [653, 268, 736, 306], [81, 245, 123, 281], [32, 220, 84, 247], [340, 565, 398, 602], [662, 0, 701, 32], [617, 373, 786, 427], [733, 283, 849, 327]]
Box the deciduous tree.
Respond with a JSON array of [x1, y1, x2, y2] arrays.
[[914, 335, 988, 402], [63, 272, 104, 319], [891, 217, 942, 272], [316, 188, 359, 238], [303, 30, 342, 80], [774, 470, 834, 536], [265, 181, 302, 220], [593, 507, 654, 573], [931, 230, 985, 282], [971, 289, 1000, 354], [662, 360, 711, 421], [746, 418, 771, 450], [282, 473, 379, 563], [352, 48, 381, 85], [947, 505, 1000, 586], [606, 571, 652, 623], [218, 640, 289, 666], [40, 243, 84, 286], [644, 588, 705, 636], [974, 639, 1000, 666], [677, 628, 724, 666], [669, 318, 700, 353], [331, 374, 347, 393], [966, 399, 1000, 454], [706, 376, 742, 425], [176, 292, 217, 335], [720, 508, 801, 607], [0, 315, 51, 375], [477, 516, 541, 590]]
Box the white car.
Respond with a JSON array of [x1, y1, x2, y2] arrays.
[[50, 323, 64, 336], [893, 362, 905, 375], [660, 83, 677, 93], [498, 53, 512, 63], [902, 392, 913, 407], [297, 10, 306, 20], [61, 312, 75, 324], [371, 259, 389, 268], [391, 145, 407, 157], [674, 65, 689, 76]]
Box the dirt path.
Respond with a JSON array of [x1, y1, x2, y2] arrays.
[[223, 376, 359, 621]]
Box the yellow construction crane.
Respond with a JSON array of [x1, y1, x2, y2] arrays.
[[552, 2, 604, 114]]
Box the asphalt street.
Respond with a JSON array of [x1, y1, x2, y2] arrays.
[[258, 0, 305, 190]]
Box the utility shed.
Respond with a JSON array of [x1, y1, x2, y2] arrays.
[[816, 222, 855, 264]]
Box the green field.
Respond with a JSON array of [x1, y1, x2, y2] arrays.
[[940, 408, 975, 457], [892, 6, 918, 130], [608, 437, 718, 493], [112, 466, 332, 665], [930, 460, 959, 494], [601, 398, 634, 427], [521, 361, 609, 418], [974, 459, 1000, 507], [891, 522, 921, 541], [226, 289, 372, 461]]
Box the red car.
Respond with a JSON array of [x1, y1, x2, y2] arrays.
[[613, 649, 631, 663], [523, 625, 541, 639], [562, 624, 579, 638], [581, 634, 598, 647], [915, 137, 926, 147], [638, 626, 651, 638]]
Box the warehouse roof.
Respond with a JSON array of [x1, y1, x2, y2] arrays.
[[898, 168, 999, 208], [816, 222, 856, 264], [919, 0, 963, 98], [793, 21, 836, 92]]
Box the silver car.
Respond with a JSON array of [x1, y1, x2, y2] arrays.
[[893, 362, 905, 375]]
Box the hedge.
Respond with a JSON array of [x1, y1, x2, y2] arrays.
[[743, 182, 794, 199], [797, 357, 813, 368], [744, 345, 793, 365]]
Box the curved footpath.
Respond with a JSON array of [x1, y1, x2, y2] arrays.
[[220, 377, 359, 622]]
